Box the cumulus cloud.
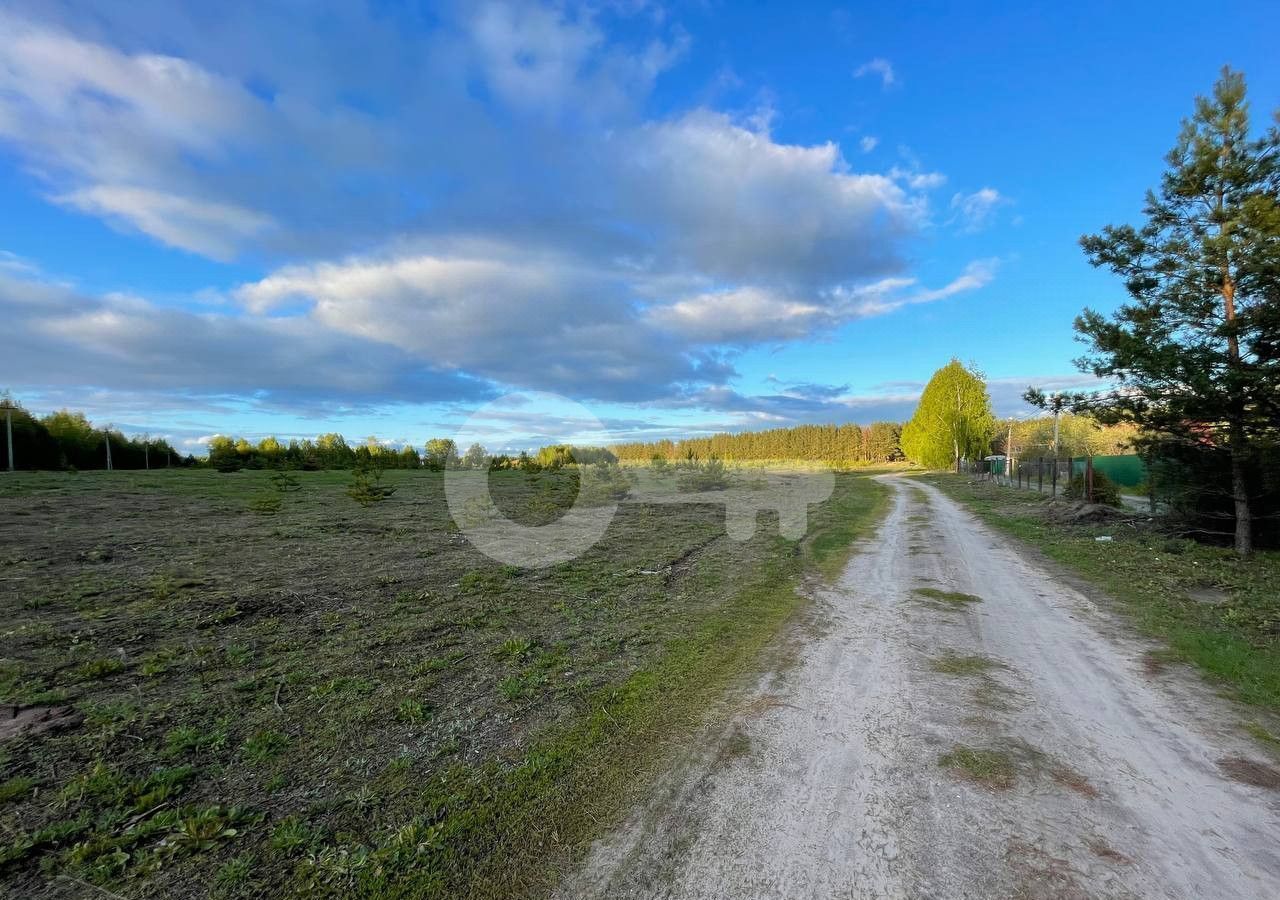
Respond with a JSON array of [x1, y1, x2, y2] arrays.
[[624, 111, 923, 285], [235, 243, 723, 402], [854, 58, 896, 88], [0, 3, 1008, 423], [0, 268, 492, 412], [859, 135, 879, 153]]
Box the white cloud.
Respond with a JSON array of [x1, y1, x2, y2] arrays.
[[58, 186, 274, 260], [854, 58, 896, 88], [647, 260, 997, 343], [625, 110, 923, 284], [859, 135, 879, 153], [0, 5, 1008, 418], [647, 287, 824, 343], [235, 244, 717, 401], [0, 267, 492, 412], [950, 187, 1007, 232]]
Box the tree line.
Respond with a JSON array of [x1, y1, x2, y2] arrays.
[[612, 422, 905, 465], [1, 398, 188, 471]]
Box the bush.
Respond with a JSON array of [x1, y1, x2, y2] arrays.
[[1063, 469, 1121, 507], [577, 463, 631, 506], [677, 458, 731, 492], [347, 461, 395, 506]]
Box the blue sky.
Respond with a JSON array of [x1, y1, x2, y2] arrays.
[[1, 1, 1276, 453]]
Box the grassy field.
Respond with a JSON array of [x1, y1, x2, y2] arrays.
[[0, 467, 887, 898], [914, 474, 1280, 715]]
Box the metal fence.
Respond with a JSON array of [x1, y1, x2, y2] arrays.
[[961, 453, 1153, 511]]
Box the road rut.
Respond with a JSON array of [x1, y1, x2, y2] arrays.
[[559, 475, 1280, 899]]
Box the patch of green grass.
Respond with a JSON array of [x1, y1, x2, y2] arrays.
[[913, 587, 983, 605], [929, 652, 1002, 676], [240, 730, 290, 764], [918, 474, 1280, 709], [76, 657, 125, 680], [0, 775, 39, 804], [270, 816, 320, 856], [804, 475, 891, 579], [938, 745, 1017, 789]]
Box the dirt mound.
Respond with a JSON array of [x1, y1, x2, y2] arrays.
[[1044, 502, 1126, 524]]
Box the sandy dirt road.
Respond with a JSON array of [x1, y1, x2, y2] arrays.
[[560, 476, 1280, 900]]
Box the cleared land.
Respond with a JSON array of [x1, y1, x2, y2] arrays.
[[563, 476, 1280, 899], [0, 469, 886, 898]]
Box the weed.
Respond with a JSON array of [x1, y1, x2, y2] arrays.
[[395, 699, 432, 724], [216, 854, 254, 887], [271, 816, 318, 855], [76, 657, 124, 681], [495, 636, 535, 660], [930, 652, 1002, 676], [163, 806, 258, 855], [912, 587, 983, 605], [0, 775, 39, 804], [224, 643, 254, 667], [140, 648, 180, 677], [938, 745, 1017, 789], [499, 674, 528, 701], [163, 724, 228, 758], [241, 730, 290, 764]]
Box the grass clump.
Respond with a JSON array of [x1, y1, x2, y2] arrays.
[[929, 652, 1001, 676], [913, 587, 983, 606], [0, 776, 39, 804], [938, 745, 1017, 789]]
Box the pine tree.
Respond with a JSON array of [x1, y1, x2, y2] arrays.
[[1073, 68, 1280, 555]]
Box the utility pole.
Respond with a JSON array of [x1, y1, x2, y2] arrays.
[[5, 404, 13, 473], [1006, 419, 1014, 486], [144, 439, 150, 470], [104, 429, 113, 471]]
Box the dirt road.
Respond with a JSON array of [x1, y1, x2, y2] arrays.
[[560, 476, 1280, 899]]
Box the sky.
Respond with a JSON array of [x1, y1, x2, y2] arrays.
[[1, 0, 1277, 454]]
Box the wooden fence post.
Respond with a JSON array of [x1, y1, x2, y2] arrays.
[[1051, 456, 1058, 497]]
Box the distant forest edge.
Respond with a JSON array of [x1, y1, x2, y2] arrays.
[[3, 393, 1137, 473]]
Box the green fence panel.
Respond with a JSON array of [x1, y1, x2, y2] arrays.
[[1068, 454, 1146, 487]]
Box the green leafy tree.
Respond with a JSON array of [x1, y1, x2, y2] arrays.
[[900, 360, 996, 469], [1067, 68, 1280, 555], [462, 442, 488, 469], [864, 421, 902, 462], [423, 438, 460, 471]]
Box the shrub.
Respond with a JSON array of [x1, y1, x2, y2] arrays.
[[677, 457, 731, 492], [1063, 469, 1121, 507], [347, 461, 395, 506], [577, 462, 631, 506]]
